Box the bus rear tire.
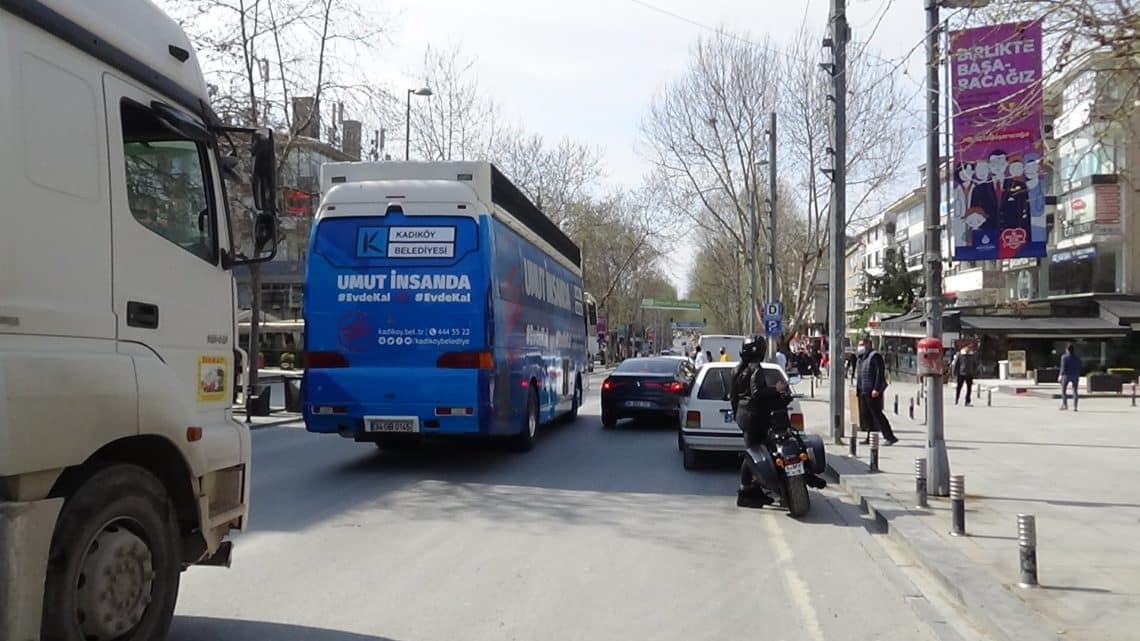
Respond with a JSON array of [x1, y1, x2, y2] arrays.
[[513, 387, 539, 451], [567, 377, 582, 422], [41, 464, 181, 641]]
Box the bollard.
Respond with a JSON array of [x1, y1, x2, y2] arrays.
[[869, 431, 880, 472], [849, 422, 858, 457], [810, 376, 815, 398], [1018, 514, 1038, 587], [908, 398, 915, 420], [915, 457, 928, 508], [987, 388, 992, 407], [893, 393, 899, 415], [916, 389, 921, 407], [950, 474, 966, 536], [1132, 383, 1136, 407]]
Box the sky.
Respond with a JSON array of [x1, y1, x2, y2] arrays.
[[363, 0, 934, 296]]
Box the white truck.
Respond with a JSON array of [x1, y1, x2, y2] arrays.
[[0, 1, 278, 639]]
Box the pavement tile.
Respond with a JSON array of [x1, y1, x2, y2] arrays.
[[800, 377, 1138, 641]]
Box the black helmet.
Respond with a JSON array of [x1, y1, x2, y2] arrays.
[[740, 335, 766, 362]]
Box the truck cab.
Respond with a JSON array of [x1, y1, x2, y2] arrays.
[[0, 1, 277, 639]]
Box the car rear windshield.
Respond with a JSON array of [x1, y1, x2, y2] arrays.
[[615, 358, 679, 375], [697, 367, 786, 400]]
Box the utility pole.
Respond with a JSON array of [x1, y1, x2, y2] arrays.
[[767, 112, 778, 360], [825, 0, 848, 444], [924, 0, 951, 496], [749, 168, 759, 338]]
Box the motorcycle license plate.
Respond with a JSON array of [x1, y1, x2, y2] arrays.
[[785, 462, 805, 477]]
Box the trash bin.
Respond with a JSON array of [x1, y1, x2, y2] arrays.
[[247, 385, 271, 417], [284, 377, 303, 413], [998, 360, 1010, 380]]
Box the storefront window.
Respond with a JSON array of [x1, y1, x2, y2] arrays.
[[1048, 248, 1118, 295]]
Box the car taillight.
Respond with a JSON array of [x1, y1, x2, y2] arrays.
[[790, 413, 805, 430], [685, 410, 701, 428], [437, 351, 494, 369], [665, 381, 685, 394], [602, 378, 613, 391], [306, 351, 349, 368]]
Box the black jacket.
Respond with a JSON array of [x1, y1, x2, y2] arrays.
[[856, 350, 888, 395], [730, 361, 787, 427]]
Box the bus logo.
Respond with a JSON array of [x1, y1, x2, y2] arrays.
[[357, 227, 387, 258]]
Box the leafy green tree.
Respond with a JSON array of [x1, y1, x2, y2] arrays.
[[866, 249, 918, 310]]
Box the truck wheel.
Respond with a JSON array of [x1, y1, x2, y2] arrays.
[[42, 464, 180, 641], [513, 387, 539, 451], [786, 477, 811, 518]]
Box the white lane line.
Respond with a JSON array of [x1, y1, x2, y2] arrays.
[[762, 514, 826, 641]]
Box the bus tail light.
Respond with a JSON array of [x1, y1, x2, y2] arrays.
[[436, 407, 474, 416], [437, 351, 494, 369], [307, 352, 349, 368]]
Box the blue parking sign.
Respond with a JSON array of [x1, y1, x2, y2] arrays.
[[765, 318, 782, 337]]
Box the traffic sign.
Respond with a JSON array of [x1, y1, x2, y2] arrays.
[[764, 318, 782, 337], [640, 298, 702, 311], [764, 302, 784, 321]]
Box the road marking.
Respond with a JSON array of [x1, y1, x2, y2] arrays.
[[762, 514, 826, 641]]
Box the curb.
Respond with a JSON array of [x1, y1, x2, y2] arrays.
[[823, 451, 1062, 641]]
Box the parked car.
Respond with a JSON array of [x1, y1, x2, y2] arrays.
[[601, 357, 697, 429], [677, 362, 804, 468]]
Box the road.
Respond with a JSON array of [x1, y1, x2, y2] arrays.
[[172, 373, 959, 641]]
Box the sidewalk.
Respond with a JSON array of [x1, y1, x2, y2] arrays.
[[800, 379, 1139, 641]]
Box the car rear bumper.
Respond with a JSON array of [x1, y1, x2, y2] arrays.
[[681, 428, 744, 452]]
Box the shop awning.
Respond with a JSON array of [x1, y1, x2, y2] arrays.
[[874, 311, 959, 342], [1099, 299, 1140, 325], [961, 316, 1129, 338]]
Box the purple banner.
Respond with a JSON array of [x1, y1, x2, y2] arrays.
[[949, 21, 1045, 261]]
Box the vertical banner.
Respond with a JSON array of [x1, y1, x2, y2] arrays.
[[949, 21, 1045, 261]]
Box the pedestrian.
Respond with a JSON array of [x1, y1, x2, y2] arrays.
[[951, 345, 977, 406], [695, 347, 708, 367], [775, 348, 788, 371], [856, 337, 898, 445], [719, 347, 730, 362], [1058, 343, 1083, 411], [846, 352, 858, 383]]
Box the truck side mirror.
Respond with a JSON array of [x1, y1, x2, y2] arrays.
[[250, 128, 277, 215]]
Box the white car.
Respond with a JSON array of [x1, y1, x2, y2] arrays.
[[677, 362, 805, 469]]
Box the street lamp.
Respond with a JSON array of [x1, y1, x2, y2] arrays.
[[924, 0, 989, 496], [405, 87, 432, 161]]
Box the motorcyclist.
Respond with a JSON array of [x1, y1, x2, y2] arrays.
[[730, 335, 791, 508]]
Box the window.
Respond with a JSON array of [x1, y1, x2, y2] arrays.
[[615, 358, 682, 374], [697, 367, 786, 400], [120, 100, 217, 263]]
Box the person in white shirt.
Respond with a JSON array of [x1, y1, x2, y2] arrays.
[[694, 348, 708, 367], [775, 350, 787, 371]]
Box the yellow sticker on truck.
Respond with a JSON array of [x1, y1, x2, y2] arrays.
[[197, 355, 228, 403]]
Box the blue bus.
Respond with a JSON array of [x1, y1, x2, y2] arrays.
[[302, 161, 589, 450]]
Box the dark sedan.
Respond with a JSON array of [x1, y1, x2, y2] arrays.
[[601, 357, 696, 429]]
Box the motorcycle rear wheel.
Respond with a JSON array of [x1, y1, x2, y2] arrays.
[[785, 476, 811, 517]]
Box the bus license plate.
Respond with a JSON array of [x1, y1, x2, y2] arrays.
[[785, 462, 805, 477], [365, 417, 418, 433]]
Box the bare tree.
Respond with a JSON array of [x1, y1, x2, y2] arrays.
[[775, 26, 916, 337], [406, 45, 502, 161]]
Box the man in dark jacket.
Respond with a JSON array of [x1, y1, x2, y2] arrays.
[[731, 335, 788, 507], [856, 337, 898, 445]]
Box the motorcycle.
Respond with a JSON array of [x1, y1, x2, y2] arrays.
[[739, 383, 827, 517]]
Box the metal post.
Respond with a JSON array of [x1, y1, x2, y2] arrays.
[[894, 393, 899, 415], [988, 388, 993, 406], [749, 168, 759, 340], [925, 0, 951, 497], [826, 0, 848, 445], [404, 89, 412, 161], [1132, 383, 1136, 407], [916, 389, 921, 407], [869, 431, 880, 472], [950, 474, 966, 536], [909, 398, 915, 420], [849, 416, 858, 457], [915, 457, 929, 507], [768, 111, 779, 357], [1018, 514, 1039, 588], [810, 376, 815, 398]]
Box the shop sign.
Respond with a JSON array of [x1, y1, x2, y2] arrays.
[[1050, 245, 1097, 264], [1008, 350, 1027, 376]]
